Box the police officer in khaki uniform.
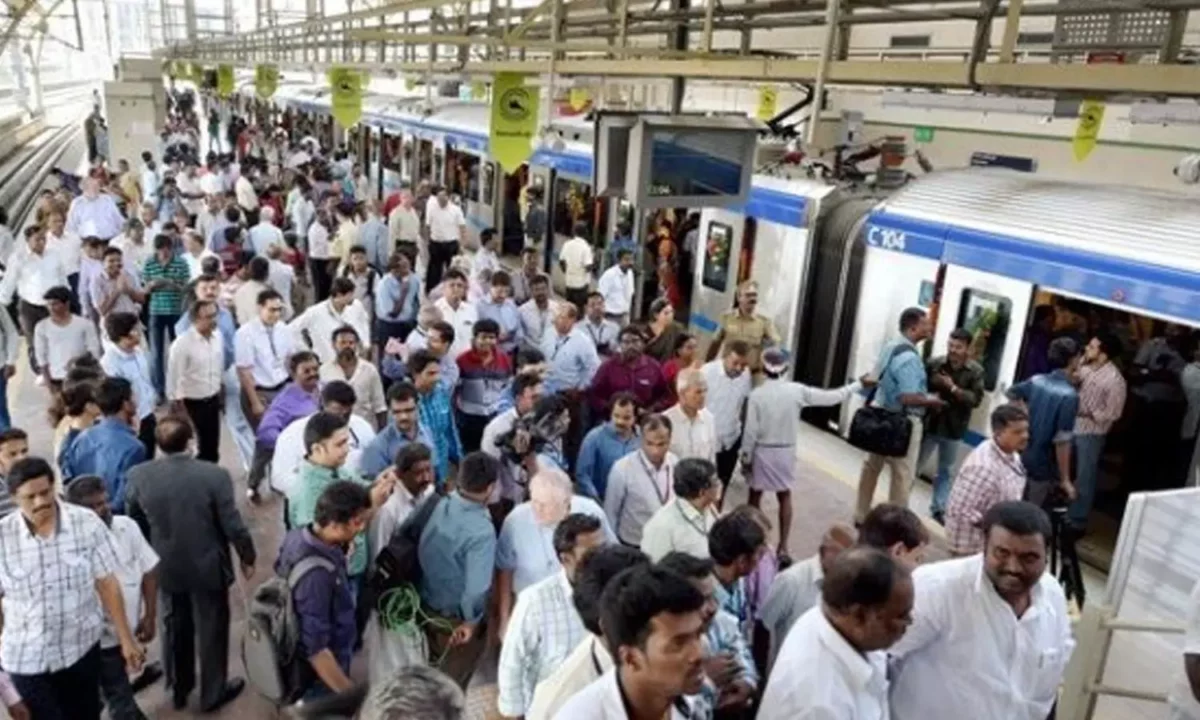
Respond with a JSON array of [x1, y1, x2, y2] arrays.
[[705, 280, 780, 383]]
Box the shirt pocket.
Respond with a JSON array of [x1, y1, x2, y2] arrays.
[[1030, 647, 1065, 703]]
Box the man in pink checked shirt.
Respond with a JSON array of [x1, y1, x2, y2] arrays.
[[944, 404, 1031, 556]]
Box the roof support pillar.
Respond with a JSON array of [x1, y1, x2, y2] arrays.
[[805, 0, 839, 144]]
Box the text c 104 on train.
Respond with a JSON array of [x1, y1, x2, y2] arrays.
[[867, 226, 907, 252]]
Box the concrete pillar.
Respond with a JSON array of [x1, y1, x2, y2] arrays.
[[9, 45, 29, 113]]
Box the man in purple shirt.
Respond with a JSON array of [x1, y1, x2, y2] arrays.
[[66, 177, 125, 241], [589, 325, 669, 418], [248, 350, 321, 500]]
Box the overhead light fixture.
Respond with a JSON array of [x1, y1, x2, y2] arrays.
[[881, 91, 1055, 117], [1129, 101, 1200, 125]]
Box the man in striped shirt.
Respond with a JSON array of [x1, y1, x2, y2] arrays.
[[1071, 331, 1127, 531], [944, 404, 1030, 556], [141, 234, 190, 398]]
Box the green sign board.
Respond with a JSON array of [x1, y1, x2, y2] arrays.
[[913, 126, 935, 143]]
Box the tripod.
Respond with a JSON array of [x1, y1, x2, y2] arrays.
[[1046, 505, 1086, 608]]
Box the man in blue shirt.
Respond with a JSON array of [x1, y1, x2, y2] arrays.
[[60, 376, 147, 512], [359, 382, 436, 481], [374, 252, 420, 349], [407, 350, 461, 486], [1007, 336, 1082, 507], [100, 311, 160, 460], [576, 391, 640, 500], [855, 307, 945, 524], [417, 451, 501, 689]]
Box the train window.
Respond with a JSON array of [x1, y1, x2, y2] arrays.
[[701, 221, 734, 292], [737, 217, 757, 288], [955, 288, 1012, 391]]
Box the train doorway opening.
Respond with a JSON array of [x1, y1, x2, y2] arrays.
[[1013, 288, 1200, 571]]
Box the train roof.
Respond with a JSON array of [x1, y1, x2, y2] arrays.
[[866, 168, 1200, 322]]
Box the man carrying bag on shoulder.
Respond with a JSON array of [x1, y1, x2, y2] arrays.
[[851, 307, 946, 523]]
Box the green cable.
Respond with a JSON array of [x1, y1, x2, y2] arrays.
[[376, 584, 458, 665]]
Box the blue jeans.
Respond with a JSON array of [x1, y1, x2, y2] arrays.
[[1070, 433, 1106, 529], [147, 313, 180, 398], [919, 433, 959, 516], [0, 374, 11, 431]]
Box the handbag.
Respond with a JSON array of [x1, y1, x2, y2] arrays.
[[848, 344, 918, 458]]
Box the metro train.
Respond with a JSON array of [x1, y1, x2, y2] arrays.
[[234, 79, 1200, 539]]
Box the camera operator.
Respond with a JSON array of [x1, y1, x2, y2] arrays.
[[481, 373, 570, 520]]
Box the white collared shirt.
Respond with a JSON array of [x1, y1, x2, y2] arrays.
[[888, 554, 1075, 720], [596, 265, 634, 316], [167, 327, 224, 400], [498, 571, 587, 717], [760, 554, 824, 667], [603, 450, 678, 546], [183, 248, 217, 280], [434, 296, 478, 358], [559, 236, 594, 289], [425, 200, 465, 242], [662, 405, 718, 464], [46, 230, 82, 273], [110, 234, 153, 274], [639, 497, 717, 561], [700, 360, 752, 450], [248, 221, 284, 256], [100, 515, 159, 649], [529, 634, 613, 720], [234, 318, 297, 388], [319, 359, 386, 425], [758, 606, 890, 720], [270, 412, 376, 496], [0, 246, 69, 306], [553, 668, 700, 720], [235, 175, 258, 210], [292, 298, 373, 364], [367, 479, 434, 566]]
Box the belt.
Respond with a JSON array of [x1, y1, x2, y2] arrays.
[[255, 381, 287, 392]]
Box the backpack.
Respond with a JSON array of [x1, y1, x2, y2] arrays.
[[369, 493, 444, 598], [242, 554, 337, 705]]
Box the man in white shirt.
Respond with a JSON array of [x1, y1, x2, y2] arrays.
[[167, 300, 225, 462], [558, 221, 595, 315], [527, 545, 649, 720], [423, 188, 466, 292], [596, 248, 635, 325], [291, 277, 373, 364], [759, 547, 913, 720], [181, 230, 217, 280], [578, 292, 620, 357], [759, 521, 856, 669], [175, 162, 206, 221], [640, 457, 720, 562], [604, 414, 678, 547], [269, 381, 376, 499], [700, 341, 751, 505], [140, 153, 161, 206], [248, 207, 284, 257], [888, 500, 1075, 720], [388, 192, 421, 264], [44, 211, 82, 312], [0, 225, 69, 375], [34, 286, 100, 389], [235, 166, 259, 225], [66, 475, 160, 720], [663, 369, 717, 464], [554, 565, 708, 720], [234, 288, 297, 430], [317, 325, 386, 428], [433, 269, 477, 359]]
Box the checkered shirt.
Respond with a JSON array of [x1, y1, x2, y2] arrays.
[[0, 502, 120, 673], [944, 440, 1027, 555], [1075, 361, 1127, 436], [497, 570, 586, 716]]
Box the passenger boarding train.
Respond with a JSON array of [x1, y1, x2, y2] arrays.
[[234, 79, 1200, 544]]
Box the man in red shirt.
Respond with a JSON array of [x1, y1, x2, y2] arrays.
[[456, 318, 513, 453], [589, 326, 669, 418]]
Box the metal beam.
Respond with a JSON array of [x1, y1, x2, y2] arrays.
[[505, 0, 555, 39], [347, 28, 719, 57], [997, 0, 1023, 62], [806, 0, 839, 144]]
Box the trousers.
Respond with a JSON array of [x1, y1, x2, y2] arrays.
[[11, 644, 102, 719], [161, 587, 231, 710], [855, 417, 924, 522], [184, 394, 222, 462]]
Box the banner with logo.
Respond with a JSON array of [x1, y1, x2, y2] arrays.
[[756, 85, 778, 122], [328, 66, 364, 128], [490, 72, 538, 172], [255, 64, 279, 99], [190, 63, 204, 83], [1072, 100, 1105, 162], [471, 81, 487, 101], [216, 64, 235, 97]]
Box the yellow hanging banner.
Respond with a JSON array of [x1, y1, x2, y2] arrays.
[[568, 87, 591, 112], [328, 67, 364, 128], [470, 81, 487, 101], [1072, 100, 1105, 162], [255, 64, 279, 99], [756, 85, 778, 122], [216, 64, 235, 97], [189, 63, 204, 83], [490, 72, 539, 173]]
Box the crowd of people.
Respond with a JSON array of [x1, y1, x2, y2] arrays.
[[0, 86, 1192, 720]]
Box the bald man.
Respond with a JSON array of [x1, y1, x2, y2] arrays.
[[759, 521, 857, 668]]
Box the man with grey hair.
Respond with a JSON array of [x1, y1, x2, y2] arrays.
[[249, 205, 284, 257], [359, 666, 465, 720], [663, 367, 717, 463]]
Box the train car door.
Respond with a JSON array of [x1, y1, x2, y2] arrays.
[[932, 265, 1035, 441]]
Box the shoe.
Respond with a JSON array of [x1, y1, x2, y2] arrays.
[[246, 488, 260, 504], [130, 662, 164, 693], [172, 690, 189, 710], [200, 678, 245, 713], [932, 511, 946, 526]]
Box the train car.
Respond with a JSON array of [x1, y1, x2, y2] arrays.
[[805, 168, 1200, 560]]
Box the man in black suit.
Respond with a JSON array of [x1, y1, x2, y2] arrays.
[[126, 415, 257, 712]]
